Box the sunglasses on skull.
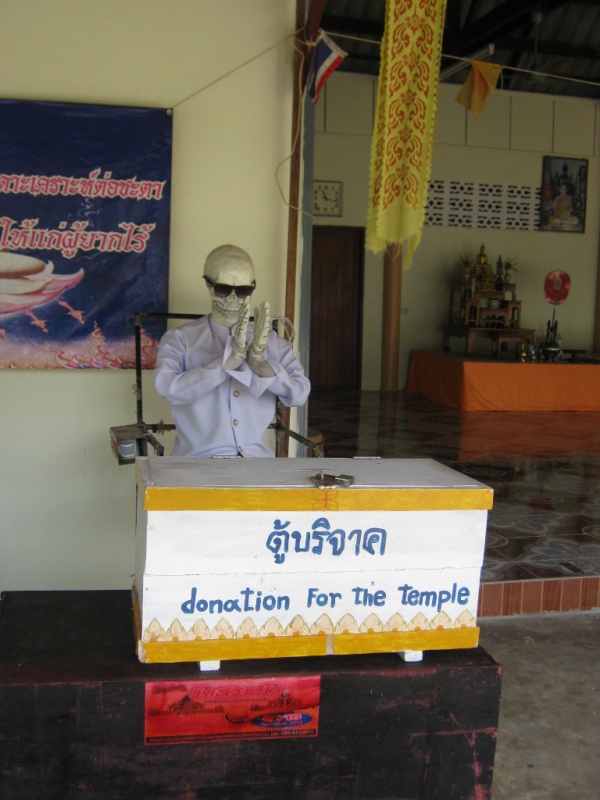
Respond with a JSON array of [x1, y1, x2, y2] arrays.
[[204, 276, 256, 298]]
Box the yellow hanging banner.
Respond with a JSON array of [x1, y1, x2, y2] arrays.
[[367, 0, 448, 267]]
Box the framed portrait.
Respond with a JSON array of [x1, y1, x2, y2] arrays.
[[540, 155, 587, 233]]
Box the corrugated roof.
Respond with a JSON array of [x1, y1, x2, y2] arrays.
[[319, 0, 600, 98]]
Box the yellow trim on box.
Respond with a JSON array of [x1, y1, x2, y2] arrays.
[[143, 486, 493, 513], [332, 627, 478, 654], [136, 627, 480, 664], [139, 635, 329, 663]]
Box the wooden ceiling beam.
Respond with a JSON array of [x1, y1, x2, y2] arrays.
[[305, 0, 327, 43], [301, 0, 327, 86]]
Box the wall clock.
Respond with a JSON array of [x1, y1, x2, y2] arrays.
[[313, 180, 343, 217]]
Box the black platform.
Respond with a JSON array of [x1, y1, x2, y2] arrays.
[[0, 591, 501, 800]]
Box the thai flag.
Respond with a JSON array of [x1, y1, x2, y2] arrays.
[[308, 30, 347, 104]]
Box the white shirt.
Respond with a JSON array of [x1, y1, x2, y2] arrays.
[[154, 315, 310, 457]]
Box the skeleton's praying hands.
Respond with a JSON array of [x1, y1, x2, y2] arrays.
[[224, 298, 274, 376], [247, 300, 275, 377]]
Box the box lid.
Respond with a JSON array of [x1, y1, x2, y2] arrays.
[[136, 457, 493, 512]]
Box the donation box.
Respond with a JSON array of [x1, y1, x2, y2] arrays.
[[134, 457, 493, 664]]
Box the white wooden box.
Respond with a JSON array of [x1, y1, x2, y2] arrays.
[[133, 457, 493, 664]]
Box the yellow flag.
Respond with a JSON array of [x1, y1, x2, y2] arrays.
[[367, 0, 448, 266], [456, 60, 503, 116]]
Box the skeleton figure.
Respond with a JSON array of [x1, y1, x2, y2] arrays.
[[154, 245, 310, 457]]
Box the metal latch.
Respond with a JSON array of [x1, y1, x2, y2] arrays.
[[310, 470, 355, 488]]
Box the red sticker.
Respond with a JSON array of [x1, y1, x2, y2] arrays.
[[145, 674, 320, 745]]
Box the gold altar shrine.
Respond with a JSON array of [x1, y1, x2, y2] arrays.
[[443, 276, 534, 357]]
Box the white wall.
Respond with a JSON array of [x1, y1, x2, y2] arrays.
[[314, 74, 600, 388], [0, 0, 297, 590]]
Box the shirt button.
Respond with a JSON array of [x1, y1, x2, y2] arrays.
[[233, 419, 239, 426], [233, 390, 240, 397]]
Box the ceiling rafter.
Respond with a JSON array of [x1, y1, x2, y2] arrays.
[[442, 0, 568, 56], [498, 36, 600, 61], [317, 0, 600, 98], [320, 14, 383, 39]]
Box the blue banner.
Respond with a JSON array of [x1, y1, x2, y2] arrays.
[[0, 100, 171, 368]]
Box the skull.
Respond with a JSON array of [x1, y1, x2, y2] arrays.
[[203, 245, 256, 327]]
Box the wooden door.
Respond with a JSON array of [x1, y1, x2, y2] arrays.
[[309, 226, 364, 389]]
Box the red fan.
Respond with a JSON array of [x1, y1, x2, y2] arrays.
[[544, 270, 571, 306]]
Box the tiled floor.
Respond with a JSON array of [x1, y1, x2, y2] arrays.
[[307, 389, 600, 617]]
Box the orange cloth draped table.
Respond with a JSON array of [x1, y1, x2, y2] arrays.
[[405, 351, 600, 411]]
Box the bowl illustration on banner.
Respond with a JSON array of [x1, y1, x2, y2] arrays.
[[224, 704, 251, 724], [0, 251, 84, 316]]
